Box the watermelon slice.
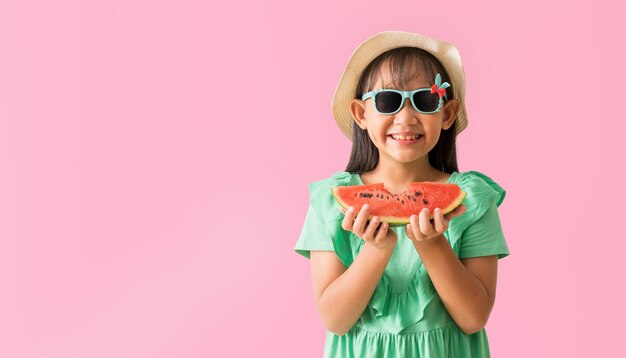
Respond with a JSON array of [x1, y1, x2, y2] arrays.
[[331, 182, 466, 227]]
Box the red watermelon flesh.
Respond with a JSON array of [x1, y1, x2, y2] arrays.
[[331, 182, 466, 227]]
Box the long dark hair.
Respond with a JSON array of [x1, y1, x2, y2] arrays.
[[344, 47, 460, 175]]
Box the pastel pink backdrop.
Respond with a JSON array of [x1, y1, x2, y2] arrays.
[[1, 0, 624, 357]]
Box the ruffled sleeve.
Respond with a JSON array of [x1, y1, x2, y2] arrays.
[[294, 172, 360, 266], [446, 170, 510, 260]]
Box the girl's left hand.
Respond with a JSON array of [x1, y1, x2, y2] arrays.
[[405, 204, 467, 242]]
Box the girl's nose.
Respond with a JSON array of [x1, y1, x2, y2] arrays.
[[393, 99, 418, 125]]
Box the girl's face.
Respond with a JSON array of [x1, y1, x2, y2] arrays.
[[350, 61, 459, 165]]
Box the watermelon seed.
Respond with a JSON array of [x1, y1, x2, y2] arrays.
[[415, 191, 421, 196], [401, 200, 405, 205], [422, 198, 428, 205]]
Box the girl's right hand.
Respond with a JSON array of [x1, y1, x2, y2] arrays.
[[339, 204, 398, 252]]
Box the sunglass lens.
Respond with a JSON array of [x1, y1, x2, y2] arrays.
[[375, 91, 403, 114], [413, 91, 440, 112]]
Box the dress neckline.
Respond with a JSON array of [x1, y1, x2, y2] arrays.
[[354, 171, 458, 185]]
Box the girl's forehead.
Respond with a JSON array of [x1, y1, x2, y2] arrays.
[[374, 62, 431, 89]]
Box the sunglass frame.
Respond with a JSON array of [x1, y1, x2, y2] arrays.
[[361, 88, 447, 115]]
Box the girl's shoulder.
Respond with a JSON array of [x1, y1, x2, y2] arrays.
[[307, 171, 355, 195], [305, 171, 355, 221], [452, 170, 506, 208], [449, 170, 507, 233]]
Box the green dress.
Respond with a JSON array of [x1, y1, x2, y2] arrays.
[[294, 170, 510, 358]]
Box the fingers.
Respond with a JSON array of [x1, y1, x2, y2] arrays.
[[362, 215, 380, 241], [339, 204, 387, 241], [407, 207, 450, 241], [374, 221, 389, 241], [340, 204, 370, 235], [341, 206, 355, 231], [419, 208, 434, 236], [342, 204, 459, 243], [442, 204, 467, 222], [433, 208, 448, 232], [352, 204, 370, 236]]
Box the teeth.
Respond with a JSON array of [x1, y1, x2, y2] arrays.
[[392, 134, 420, 140]]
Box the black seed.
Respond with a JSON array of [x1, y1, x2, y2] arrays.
[[387, 196, 390, 200], [401, 200, 404, 205], [396, 198, 400, 201], [415, 191, 421, 196], [422, 198, 428, 205]]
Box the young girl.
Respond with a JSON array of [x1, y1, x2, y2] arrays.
[[294, 31, 510, 357]]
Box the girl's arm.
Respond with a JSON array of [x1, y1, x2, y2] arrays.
[[412, 236, 498, 334], [310, 243, 394, 336]]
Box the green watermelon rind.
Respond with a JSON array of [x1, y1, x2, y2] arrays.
[[331, 186, 467, 227]]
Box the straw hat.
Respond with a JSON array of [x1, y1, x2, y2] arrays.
[[331, 31, 468, 140]]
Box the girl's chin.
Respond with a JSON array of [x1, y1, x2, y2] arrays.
[[385, 152, 425, 162]]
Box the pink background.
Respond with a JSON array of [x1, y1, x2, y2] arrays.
[[1, 0, 624, 357]]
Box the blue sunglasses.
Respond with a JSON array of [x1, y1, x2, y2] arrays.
[[361, 73, 451, 115]]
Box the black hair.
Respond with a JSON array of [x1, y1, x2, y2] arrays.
[[344, 47, 460, 175]]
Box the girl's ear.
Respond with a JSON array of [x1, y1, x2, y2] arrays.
[[349, 99, 367, 130], [442, 99, 461, 130]]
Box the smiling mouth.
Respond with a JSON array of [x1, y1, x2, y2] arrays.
[[388, 134, 422, 142]]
